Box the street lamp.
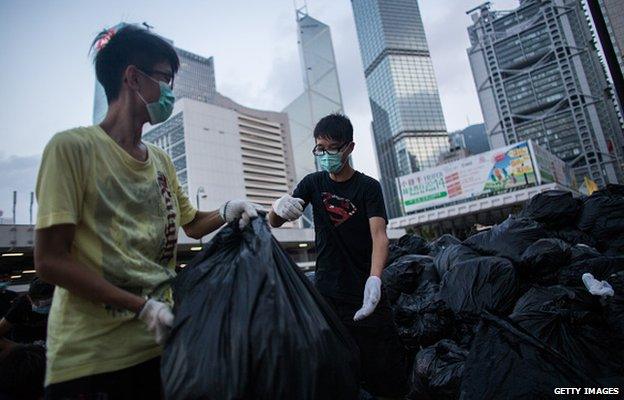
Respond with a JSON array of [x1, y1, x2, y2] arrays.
[[195, 186, 207, 244]]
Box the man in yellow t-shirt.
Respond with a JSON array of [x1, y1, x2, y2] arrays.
[[34, 24, 261, 399]]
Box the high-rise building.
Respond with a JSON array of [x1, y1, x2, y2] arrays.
[[587, 0, 624, 121], [143, 97, 296, 213], [92, 41, 216, 124], [283, 8, 345, 182], [450, 123, 490, 155], [467, 0, 624, 186], [351, 0, 449, 219]]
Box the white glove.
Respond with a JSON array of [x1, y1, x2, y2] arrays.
[[219, 199, 265, 229], [582, 273, 614, 297], [272, 195, 305, 221], [138, 299, 174, 345], [354, 276, 382, 321]]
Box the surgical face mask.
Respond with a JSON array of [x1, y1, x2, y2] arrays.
[[31, 298, 52, 315], [136, 73, 175, 125], [317, 153, 346, 173]]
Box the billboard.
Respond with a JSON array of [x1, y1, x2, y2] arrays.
[[397, 140, 569, 214]]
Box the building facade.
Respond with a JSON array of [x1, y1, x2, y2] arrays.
[[467, 0, 624, 186], [92, 44, 217, 124], [283, 9, 345, 182], [587, 0, 624, 121], [143, 97, 296, 213], [351, 0, 449, 218], [449, 123, 490, 155]]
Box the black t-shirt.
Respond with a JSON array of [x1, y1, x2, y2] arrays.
[[293, 171, 387, 300], [4, 295, 48, 344]]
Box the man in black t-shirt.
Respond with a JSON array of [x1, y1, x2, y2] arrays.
[[0, 278, 53, 350], [269, 114, 407, 398]]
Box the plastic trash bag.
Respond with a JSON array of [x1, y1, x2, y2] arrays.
[[558, 256, 624, 287], [408, 339, 467, 400], [520, 189, 580, 227], [519, 238, 570, 284], [577, 184, 624, 253], [433, 244, 479, 279], [426, 234, 461, 257], [464, 216, 548, 264], [569, 243, 601, 264], [382, 254, 437, 303], [460, 312, 598, 400], [397, 234, 429, 255], [393, 283, 454, 348], [510, 286, 624, 385], [546, 227, 596, 247], [162, 218, 360, 400], [606, 271, 624, 336], [440, 257, 519, 316]]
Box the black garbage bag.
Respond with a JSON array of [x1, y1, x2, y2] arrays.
[[394, 284, 455, 348], [519, 238, 570, 284], [510, 286, 624, 385], [577, 184, 624, 253], [520, 189, 580, 227], [382, 254, 437, 304], [162, 218, 360, 400], [304, 270, 316, 284], [387, 243, 407, 266], [569, 243, 602, 263], [397, 234, 429, 255], [427, 234, 461, 257], [408, 339, 468, 400], [433, 244, 480, 279], [440, 257, 519, 316], [558, 256, 624, 288], [547, 227, 596, 247], [606, 271, 624, 336], [460, 312, 598, 400], [464, 216, 548, 264]]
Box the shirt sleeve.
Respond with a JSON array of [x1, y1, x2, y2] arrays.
[[292, 174, 313, 207], [365, 179, 388, 223], [35, 132, 88, 230]]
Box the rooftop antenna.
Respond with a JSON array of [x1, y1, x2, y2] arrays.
[[142, 22, 154, 30]]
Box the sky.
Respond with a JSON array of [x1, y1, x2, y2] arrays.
[[0, 0, 518, 223]]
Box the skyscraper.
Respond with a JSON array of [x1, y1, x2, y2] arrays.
[[351, 0, 449, 219], [283, 8, 345, 182], [92, 41, 216, 124], [467, 0, 624, 186], [587, 0, 624, 125]]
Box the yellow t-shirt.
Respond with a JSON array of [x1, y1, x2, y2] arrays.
[[35, 125, 197, 385]]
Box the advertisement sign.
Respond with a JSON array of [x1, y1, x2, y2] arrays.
[[530, 141, 576, 188], [398, 141, 539, 213]]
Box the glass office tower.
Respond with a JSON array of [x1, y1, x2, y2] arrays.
[[351, 0, 449, 218]]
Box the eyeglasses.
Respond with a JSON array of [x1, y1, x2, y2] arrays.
[[312, 142, 350, 156], [139, 68, 175, 88]]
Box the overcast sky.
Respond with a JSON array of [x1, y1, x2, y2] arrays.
[[0, 0, 518, 223]]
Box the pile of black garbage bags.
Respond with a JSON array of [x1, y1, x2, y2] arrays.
[[384, 185, 624, 399]]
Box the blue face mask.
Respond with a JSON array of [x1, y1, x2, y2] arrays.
[[136, 73, 175, 125], [317, 153, 346, 173], [32, 304, 51, 314]]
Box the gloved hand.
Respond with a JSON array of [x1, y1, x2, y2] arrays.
[[272, 194, 305, 221], [219, 199, 265, 229], [138, 299, 174, 345], [353, 276, 382, 321]]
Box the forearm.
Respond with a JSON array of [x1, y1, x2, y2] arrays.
[[370, 236, 389, 278], [36, 256, 145, 313], [268, 210, 287, 228], [185, 210, 225, 239]]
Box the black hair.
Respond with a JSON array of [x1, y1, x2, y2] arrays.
[[313, 113, 354, 143], [91, 24, 180, 103], [28, 277, 54, 300], [0, 344, 46, 400]]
